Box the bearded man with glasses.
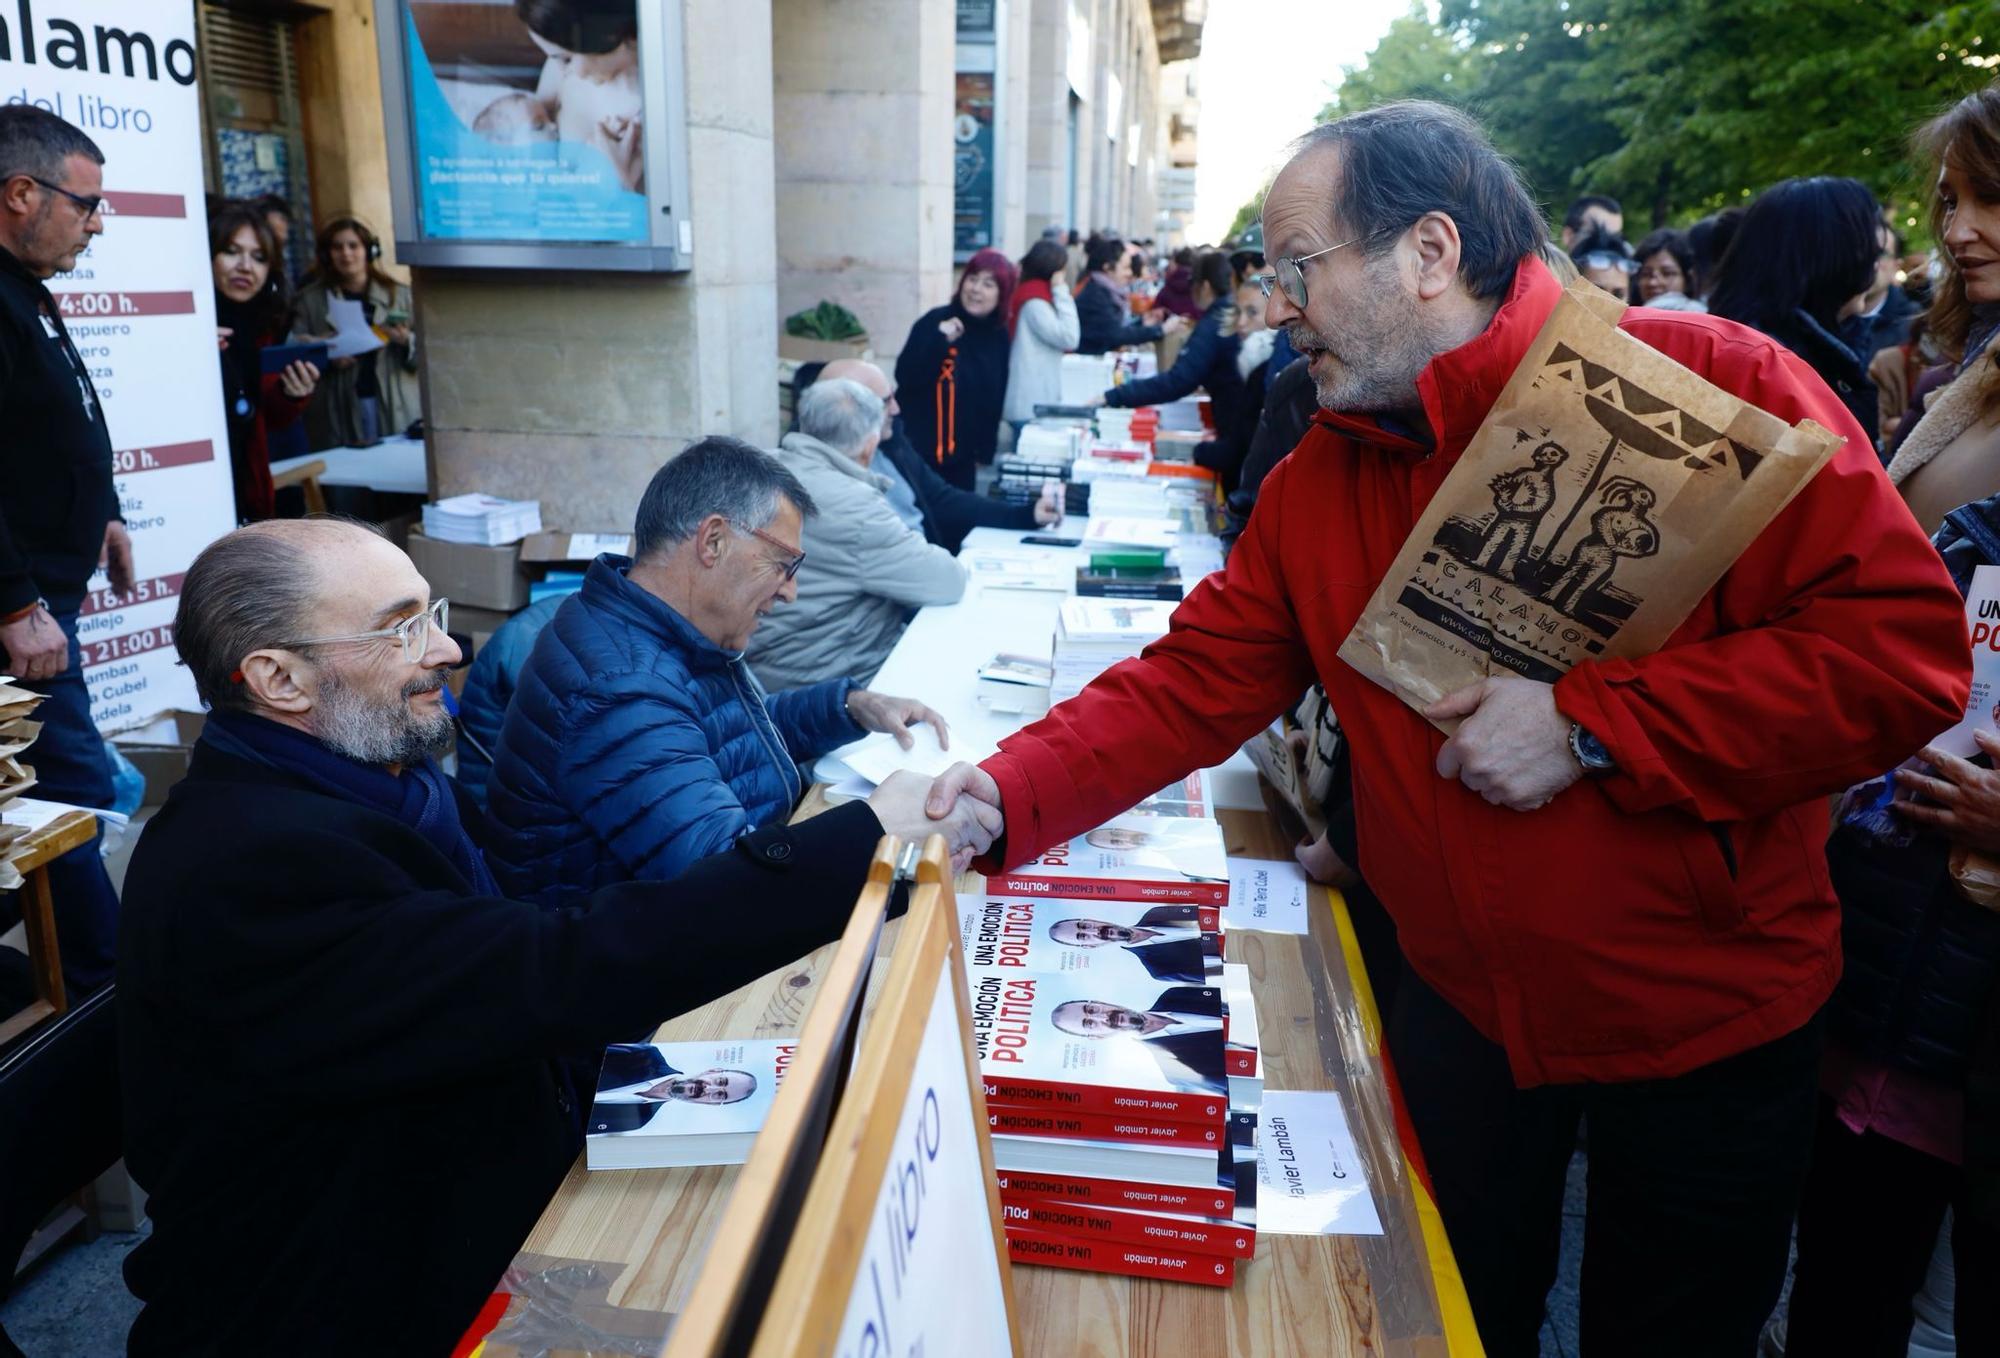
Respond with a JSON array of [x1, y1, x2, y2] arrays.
[[116, 516, 997, 1354], [925, 100, 1972, 1355]]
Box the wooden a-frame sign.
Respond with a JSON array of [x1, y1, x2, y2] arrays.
[[749, 837, 1023, 1358], [662, 840, 900, 1358]]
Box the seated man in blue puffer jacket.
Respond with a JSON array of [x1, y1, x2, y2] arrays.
[[486, 436, 950, 907]]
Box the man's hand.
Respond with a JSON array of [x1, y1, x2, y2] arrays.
[[926, 761, 1003, 822], [1034, 484, 1065, 527], [869, 769, 1001, 872], [102, 521, 135, 600], [0, 606, 68, 681], [1424, 676, 1581, 812], [1295, 832, 1358, 889], [846, 689, 949, 752], [1893, 732, 2000, 854], [1161, 315, 1188, 337]]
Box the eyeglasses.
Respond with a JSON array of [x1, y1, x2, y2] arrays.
[[1578, 251, 1640, 276], [1253, 231, 1385, 309], [734, 523, 806, 581], [289, 598, 449, 665], [27, 177, 104, 220]]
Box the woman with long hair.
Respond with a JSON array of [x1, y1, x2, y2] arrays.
[[1633, 228, 1700, 309], [895, 248, 1017, 490], [208, 201, 317, 522], [1707, 177, 1884, 442], [291, 216, 419, 449], [1781, 82, 2000, 1358], [1003, 237, 1080, 433]]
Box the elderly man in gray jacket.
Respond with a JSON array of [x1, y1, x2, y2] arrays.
[[747, 379, 967, 691]]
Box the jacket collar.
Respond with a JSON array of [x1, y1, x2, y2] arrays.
[[1313, 255, 1563, 465], [0, 242, 52, 297], [578, 554, 736, 670], [779, 430, 890, 492]]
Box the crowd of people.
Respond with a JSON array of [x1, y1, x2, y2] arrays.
[[5, 55, 2000, 1358]]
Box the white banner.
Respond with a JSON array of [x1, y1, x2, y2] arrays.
[[4, 3, 234, 731]]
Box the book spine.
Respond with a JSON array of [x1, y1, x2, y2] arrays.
[[1076, 582, 1185, 601], [981, 1073, 1227, 1124], [1224, 1043, 1258, 1077], [987, 1106, 1225, 1150], [1004, 1228, 1236, 1287], [994, 1170, 1234, 1219], [999, 1194, 1257, 1259], [986, 871, 1228, 913]]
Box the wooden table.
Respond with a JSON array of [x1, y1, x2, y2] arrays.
[[0, 809, 97, 1046], [489, 805, 1454, 1358]]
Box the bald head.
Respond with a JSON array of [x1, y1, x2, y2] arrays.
[[174, 518, 423, 715], [816, 358, 898, 433]]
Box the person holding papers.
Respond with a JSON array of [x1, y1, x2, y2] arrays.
[[747, 379, 968, 691], [291, 216, 417, 449], [116, 518, 997, 1357], [924, 102, 1971, 1356], [488, 437, 952, 903]]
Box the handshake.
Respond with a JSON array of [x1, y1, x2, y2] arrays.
[[866, 762, 1006, 874]]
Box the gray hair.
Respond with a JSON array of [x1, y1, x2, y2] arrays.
[[1288, 101, 1547, 302], [633, 435, 818, 560], [0, 106, 104, 186], [796, 378, 886, 458], [175, 519, 379, 714]]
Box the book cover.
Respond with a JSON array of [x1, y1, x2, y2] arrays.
[[1129, 770, 1214, 819], [988, 813, 1230, 908], [1057, 596, 1177, 646], [959, 894, 1221, 986], [999, 1194, 1257, 1259], [1004, 1227, 1236, 1287], [584, 1039, 790, 1171], [967, 965, 1229, 1122]]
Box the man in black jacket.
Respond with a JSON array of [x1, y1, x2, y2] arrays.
[[816, 359, 1059, 552], [0, 106, 131, 995], [117, 518, 999, 1356]]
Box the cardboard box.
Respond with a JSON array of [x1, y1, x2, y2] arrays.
[[778, 333, 872, 364], [112, 710, 207, 806], [406, 529, 531, 612], [520, 531, 633, 563]]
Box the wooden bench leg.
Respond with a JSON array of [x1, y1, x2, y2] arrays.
[[20, 862, 67, 1017]]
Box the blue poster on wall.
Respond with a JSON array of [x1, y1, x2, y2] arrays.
[[403, 2, 647, 244]]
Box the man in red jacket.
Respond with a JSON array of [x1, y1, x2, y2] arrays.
[[927, 103, 1971, 1356]]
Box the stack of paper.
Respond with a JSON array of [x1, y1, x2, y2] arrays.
[[1052, 597, 1174, 702], [0, 679, 47, 888], [420, 493, 544, 546], [1083, 517, 1180, 551]]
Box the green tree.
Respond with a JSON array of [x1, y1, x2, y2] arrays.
[[1318, 0, 1996, 233]]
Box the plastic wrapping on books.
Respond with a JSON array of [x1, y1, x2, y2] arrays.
[[456, 1252, 672, 1358]]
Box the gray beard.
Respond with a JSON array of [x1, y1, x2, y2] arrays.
[[1291, 257, 1438, 414], [312, 666, 454, 766]]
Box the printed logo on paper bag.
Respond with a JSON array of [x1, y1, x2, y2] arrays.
[[1402, 344, 1767, 681]]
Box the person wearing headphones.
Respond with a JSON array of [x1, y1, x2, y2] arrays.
[[291, 216, 419, 449]]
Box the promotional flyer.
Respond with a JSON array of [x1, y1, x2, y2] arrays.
[[3, 1, 235, 730]]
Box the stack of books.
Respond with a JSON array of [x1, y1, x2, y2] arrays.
[[421, 493, 543, 546], [1077, 547, 1180, 602], [0, 679, 46, 890], [963, 795, 1262, 1287], [582, 1037, 793, 1170], [1052, 597, 1175, 703]]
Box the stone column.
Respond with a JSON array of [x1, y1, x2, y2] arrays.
[[772, 0, 956, 365], [417, 0, 779, 533]]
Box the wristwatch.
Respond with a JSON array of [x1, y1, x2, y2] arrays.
[[1569, 722, 1616, 775]]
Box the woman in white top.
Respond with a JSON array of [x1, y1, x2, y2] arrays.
[[1003, 238, 1082, 434]]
